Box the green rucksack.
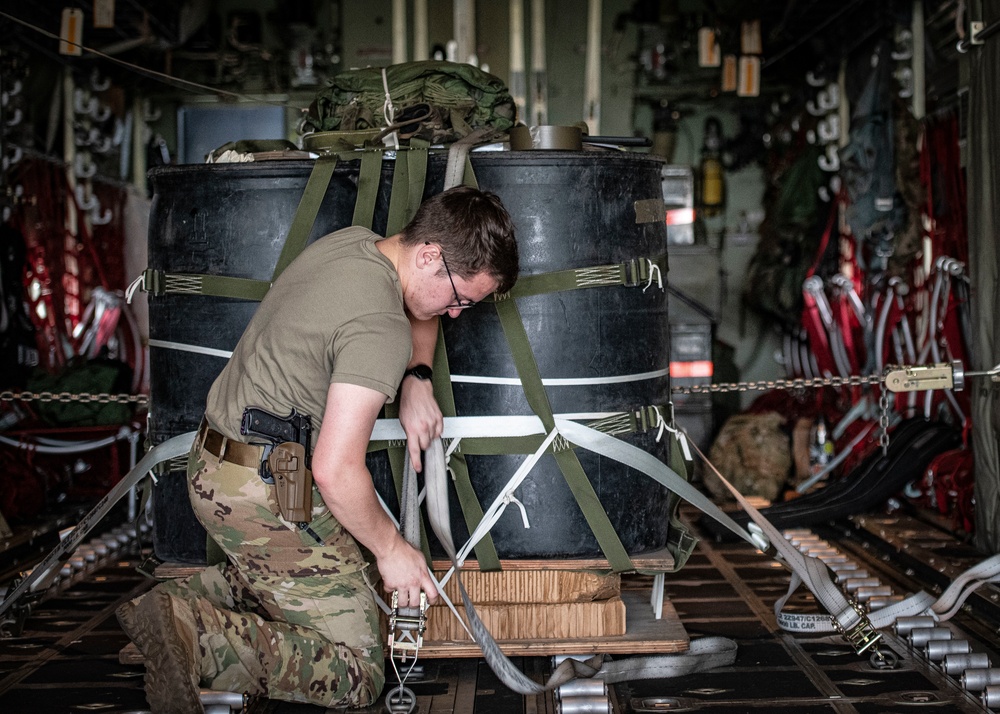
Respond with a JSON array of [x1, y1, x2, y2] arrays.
[[304, 60, 517, 144]]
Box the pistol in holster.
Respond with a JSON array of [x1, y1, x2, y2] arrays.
[[267, 442, 313, 524], [240, 406, 313, 526]]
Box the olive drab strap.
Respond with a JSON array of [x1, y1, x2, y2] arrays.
[[420, 438, 739, 696], [271, 154, 339, 281], [429, 320, 501, 570], [351, 148, 384, 230], [492, 294, 634, 574], [385, 140, 430, 236]]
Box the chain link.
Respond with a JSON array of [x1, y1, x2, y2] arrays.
[[670, 373, 884, 395], [879, 369, 893, 456], [0, 390, 148, 406]]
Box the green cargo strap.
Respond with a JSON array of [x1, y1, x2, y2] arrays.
[[271, 154, 339, 281], [463, 154, 478, 188], [141, 269, 270, 301], [490, 254, 667, 301], [661, 430, 698, 573], [430, 320, 501, 571], [493, 295, 634, 573], [385, 141, 429, 236], [143, 153, 341, 301], [352, 148, 384, 230]]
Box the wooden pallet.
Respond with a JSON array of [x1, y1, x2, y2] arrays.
[[415, 590, 687, 658], [121, 587, 687, 666], [140, 550, 688, 662]]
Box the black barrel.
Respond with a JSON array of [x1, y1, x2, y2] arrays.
[[147, 151, 671, 563]]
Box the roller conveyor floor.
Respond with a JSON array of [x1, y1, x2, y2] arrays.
[[1, 506, 998, 714]]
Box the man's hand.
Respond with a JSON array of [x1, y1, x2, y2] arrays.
[[313, 382, 438, 609], [378, 535, 439, 608], [399, 376, 443, 472]]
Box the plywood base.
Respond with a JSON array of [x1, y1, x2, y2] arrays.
[[424, 595, 627, 642], [432, 568, 620, 605], [414, 590, 688, 658], [122, 590, 688, 664]]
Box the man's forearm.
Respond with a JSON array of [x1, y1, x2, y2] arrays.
[[315, 461, 403, 560]]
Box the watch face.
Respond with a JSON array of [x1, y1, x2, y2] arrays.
[[406, 364, 433, 380]]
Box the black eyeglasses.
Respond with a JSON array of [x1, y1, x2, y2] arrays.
[[439, 251, 477, 310]]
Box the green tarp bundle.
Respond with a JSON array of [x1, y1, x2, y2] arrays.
[[304, 60, 517, 144]]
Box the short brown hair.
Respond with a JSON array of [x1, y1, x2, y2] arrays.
[[401, 186, 519, 294]]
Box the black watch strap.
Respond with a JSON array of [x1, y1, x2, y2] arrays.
[[403, 364, 433, 381]]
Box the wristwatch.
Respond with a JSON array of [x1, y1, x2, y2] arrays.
[[403, 364, 433, 381]]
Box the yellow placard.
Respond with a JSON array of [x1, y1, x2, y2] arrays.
[[737, 56, 761, 97], [59, 8, 84, 56], [722, 55, 738, 92]]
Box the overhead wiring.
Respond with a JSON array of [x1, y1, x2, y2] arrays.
[[0, 10, 302, 110]]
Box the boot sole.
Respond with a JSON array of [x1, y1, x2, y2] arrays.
[[117, 591, 204, 714]]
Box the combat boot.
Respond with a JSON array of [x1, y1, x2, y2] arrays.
[[117, 590, 204, 714]]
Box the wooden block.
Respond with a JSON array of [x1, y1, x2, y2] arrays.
[[416, 590, 689, 658], [126, 589, 689, 663], [154, 562, 205, 580], [423, 596, 626, 642], [432, 568, 620, 605]]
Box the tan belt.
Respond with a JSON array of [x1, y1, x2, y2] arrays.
[[197, 420, 263, 469]]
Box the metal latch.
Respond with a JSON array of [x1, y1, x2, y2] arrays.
[[388, 590, 428, 658], [884, 362, 958, 393], [885, 360, 1000, 393]]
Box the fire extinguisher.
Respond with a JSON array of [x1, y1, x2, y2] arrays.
[[700, 116, 725, 217]]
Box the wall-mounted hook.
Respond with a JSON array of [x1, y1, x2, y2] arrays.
[[5, 107, 22, 127], [74, 153, 97, 179], [806, 129, 817, 145], [73, 88, 98, 117], [6, 79, 22, 97], [818, 83, 840, 111], [818, 115, 840, 143], [806, 98, 825, 116], [818, 143, 840, 172], [90, 134, 113, 154], [806, 70, 827, 87], [74, 184, 99, 210], [78, 125, 103, 147], [892, 29, 913, 60], [1, 146, 23, 171], [90, 205, 113, 225], [895, 67, 914, 98], [90, 69, 111, 92], [818, 185, 831, 202], [91, 102, 112, 122]]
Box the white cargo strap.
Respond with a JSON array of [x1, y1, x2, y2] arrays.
[[419, 437, 738, 695], [406, 413, 1000, 688], [685, 438, 1000, 645], [0, 432, 196, 620]]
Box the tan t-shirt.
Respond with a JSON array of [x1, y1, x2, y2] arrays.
[[205, 226, 411, 447]]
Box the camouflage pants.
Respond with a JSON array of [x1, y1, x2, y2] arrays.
[[150, 438, 385, 707]]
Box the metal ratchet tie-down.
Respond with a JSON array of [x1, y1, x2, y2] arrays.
[[833, 358, 997, 668], [385, 452, 429, 714]]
